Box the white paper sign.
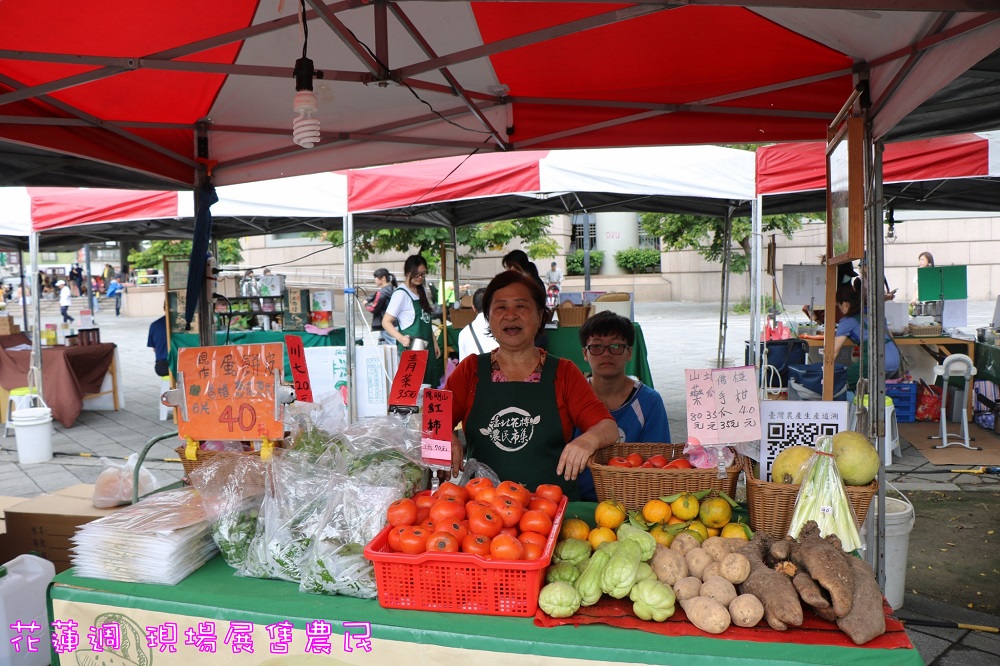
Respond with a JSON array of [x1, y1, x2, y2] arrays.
[[684, 366, 760, 446], [758, 400, 848, 481]]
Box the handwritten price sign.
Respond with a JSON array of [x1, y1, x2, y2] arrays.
[[284, 334, 313, 402], [389, 350, 428, 410], [176, 343, 285, 441], [421, 388, 452, 465], [684, 365, 760, 446]]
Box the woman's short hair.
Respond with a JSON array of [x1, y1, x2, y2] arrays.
[[578, 310, 635, 347], [482, 270, 546, 320]]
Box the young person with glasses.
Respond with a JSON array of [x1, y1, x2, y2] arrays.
[[382, 254, 442, 387], [576, 311, 670, 500]]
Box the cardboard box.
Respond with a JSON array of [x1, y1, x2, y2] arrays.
[[0, 495, 28, 564], [3, 486, 123, 572]]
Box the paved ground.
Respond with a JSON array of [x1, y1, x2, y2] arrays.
[[1, 298, 997, 664]]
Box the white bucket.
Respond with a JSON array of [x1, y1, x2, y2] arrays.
[[11, 407, 53, 464], [0, 554, 56, 666], [872, 494, 916, 610]]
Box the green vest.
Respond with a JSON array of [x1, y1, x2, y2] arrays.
[[465, 352, 577, 499], [397, 291, 440, 388]]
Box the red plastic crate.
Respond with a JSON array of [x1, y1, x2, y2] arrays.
[[364, 496, 567, 617]]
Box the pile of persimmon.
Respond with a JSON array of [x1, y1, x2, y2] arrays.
[[605, 452, 693, 469], [384, 479, 564, 561]]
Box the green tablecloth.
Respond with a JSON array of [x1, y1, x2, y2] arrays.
[[48, 543, 919, 665], [441, 322, 654, 387], [169, 329, 346, 382], [975, 341, 1000, 384]]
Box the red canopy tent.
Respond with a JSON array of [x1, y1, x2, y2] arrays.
[[1, 2, 999, 189], [756, 131, 1000, 213]]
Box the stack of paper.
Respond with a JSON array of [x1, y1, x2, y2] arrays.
[[71, 488, 218, 585]]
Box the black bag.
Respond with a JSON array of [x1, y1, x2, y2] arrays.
[[746, 338, 809, 387], [787, 362, 848, 401], [369, 287, 392, 329]]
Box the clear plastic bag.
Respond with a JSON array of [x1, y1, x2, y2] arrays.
[[189, 452, 268, 568], [299, 475, 399, 599], [787, 435, 863, 552], [92, 453, 158, 508], [683, 442, 735, 469]]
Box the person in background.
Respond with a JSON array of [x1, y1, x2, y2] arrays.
[[457, 288, 499, 361], [910, 251, 935, 305], [382, 254, 442, 387], [57, 279, 74, 323], [148, 315, 169, 377], [365, 267, 397, 345], [101, 263, 115, 294], [545, 261, 563, 291], [69, 263, 85, 297], [575, 310, 669, 500], [240, 269, 259, 297], [833, 284, 901, 385], [502, 249, 546, 293], [445, 270, 618, 498], [106, 276, 123, 316]]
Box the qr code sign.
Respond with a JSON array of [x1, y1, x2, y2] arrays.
[[759, 401, 849, 481]]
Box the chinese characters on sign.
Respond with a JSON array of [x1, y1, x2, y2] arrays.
[[175, 344, 285, 441], [421, 388, 453, 464], [12, 619, 375, 656], [388, 350, 427, 410], [284, 334, 313, 402], [684, 366, 761, 445], [758, 400, 848, 480]]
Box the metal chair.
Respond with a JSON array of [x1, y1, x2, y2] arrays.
[[931, 354, 980, 451]]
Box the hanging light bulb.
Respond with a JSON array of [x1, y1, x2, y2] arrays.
[[884, 207, 897, 244], [292, 56, 320, 149]]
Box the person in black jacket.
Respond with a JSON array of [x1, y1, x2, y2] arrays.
[[365, 268, 397, 344]]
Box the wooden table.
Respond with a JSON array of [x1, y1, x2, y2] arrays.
[[805, 336, 975, 419]]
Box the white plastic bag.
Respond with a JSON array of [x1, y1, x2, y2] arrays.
[[92, 453, 158, 508]]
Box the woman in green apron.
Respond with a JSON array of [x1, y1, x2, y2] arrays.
[[444, 271, 617, 499], [382, 254, 441, 388]]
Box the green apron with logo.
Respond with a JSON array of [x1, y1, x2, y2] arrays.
[[397, 292, 440, 388], [465, 352, 577, 499]]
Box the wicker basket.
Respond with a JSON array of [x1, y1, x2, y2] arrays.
[[594, 292, 631, 302], [908, 322, 942, 337], [744, 459, 877, 538], [448, 308, 477, 328], [588, 443, 742, 510], [175, 441, 283, 477], [556, 304, 594, 327]]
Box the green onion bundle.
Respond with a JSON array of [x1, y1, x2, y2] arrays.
[[787, 435, 863, 552]]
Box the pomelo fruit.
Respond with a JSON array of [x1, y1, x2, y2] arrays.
[[771, 445, 813, 484], [831, 430, 880, 486]]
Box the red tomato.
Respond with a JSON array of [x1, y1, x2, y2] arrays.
[[414, 492, 436, 510], [534, 484, 564, 503], [646, 454, 668, 468], [398, 526, 429, 555], [464, 477, 495, 497], [490, 533, 524, 560], [426, 532, 460, 553], [461, 533, 492, 556], [665, 458, 694, 469], [626, 452, 644, 467], [491, 496, 525, 528], [522, 542, 544, 561], [607, 457, 633, 468], [466, 499, 490, 516], [386, 498, 418, 527], [387, 525, 407, 552], [467, 507, 503, 538], [528, 497, 558, 520], [429, 497, 466, 524], [474, 486, 497, 504], [517, 531, 548, 548], [420, 518, 436, 533], [639, 461, 656, 468], [415, 507, 430, 524], [519, 509, 553, 536], [435, 481, 469, 504], [498, 526, 519, 538], [436, 519, 469, 543], [496, 481, 531, 507]]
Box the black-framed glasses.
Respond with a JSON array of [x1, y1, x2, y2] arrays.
[[584, 343, 629, 356], [413, 271, 428, 278]]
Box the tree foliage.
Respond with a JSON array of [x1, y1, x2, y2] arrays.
[[127, 238, 243, 269], [322, 217, 553, 270], [566, 249, 605, 275]]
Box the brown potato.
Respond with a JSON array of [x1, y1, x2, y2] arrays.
[[672, 576, 703, 602], [650, 545, 689, 585], [670, 532, 702, 556], [702, 536, 732, 562], [685, 547, 714, 580], [719, 552, 751, 585], [729, 594, 765, 627], [702, 560, 722, 582], [701, 575, 738, 607], [680, 596, 732, 634]]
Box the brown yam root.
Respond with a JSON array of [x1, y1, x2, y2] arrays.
[[738, 534, 803, 631], [836, 554, 886, 645], [768, 538, 792, 564], [792, 572, 831, 610], [790, 522, 854, 618]]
